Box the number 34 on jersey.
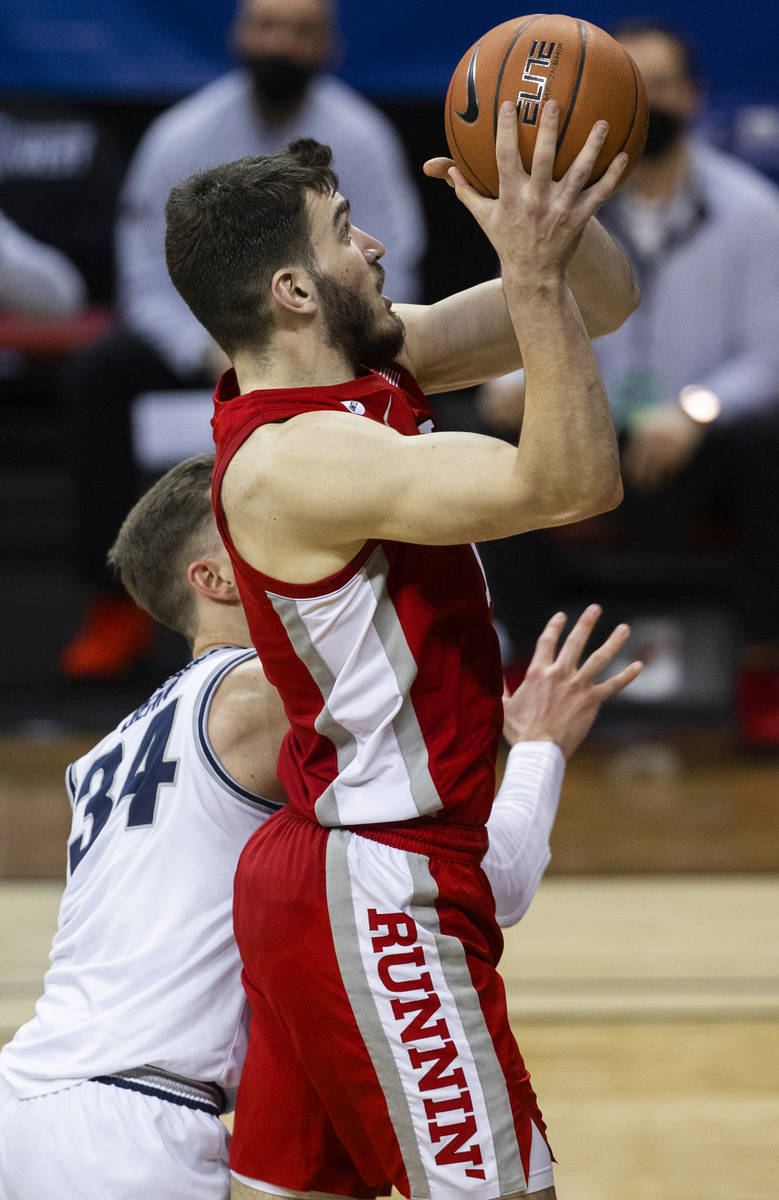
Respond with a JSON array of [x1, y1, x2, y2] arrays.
[[67, 700, 179, 875]]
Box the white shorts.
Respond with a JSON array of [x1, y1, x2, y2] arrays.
[[0, 1073, 229, 1199]]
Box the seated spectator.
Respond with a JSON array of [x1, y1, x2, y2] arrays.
[[0, 99, 125, 433], [476, 20, 779, 749], [0, 100, 125, 307], [0, 208, 87, 317], [58, 0, 426, 683], [0, 204, 92, 449]]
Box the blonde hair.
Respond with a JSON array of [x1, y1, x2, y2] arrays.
[[107, 454, 218, 639]]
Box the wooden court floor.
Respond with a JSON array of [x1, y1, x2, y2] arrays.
[[1, 732, 778, 1198], [2, 730, 778, 878]]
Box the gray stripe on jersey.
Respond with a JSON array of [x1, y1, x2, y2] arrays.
[[267, 594, 357, 825], [325, 830, 428, 1197], [65, 761, 78, 808], [365, 547, 442, 818], [405, 853, 527, 1196]]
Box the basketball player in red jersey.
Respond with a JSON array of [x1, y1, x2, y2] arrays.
[[165, 102, 639, 1200]]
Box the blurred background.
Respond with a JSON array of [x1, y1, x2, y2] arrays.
[[0, 0, 778, 735], [0, 5, 777, 1195]]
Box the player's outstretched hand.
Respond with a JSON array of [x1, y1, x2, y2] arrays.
[[424, 100, 628, 273], [502, 605, 643, 759]]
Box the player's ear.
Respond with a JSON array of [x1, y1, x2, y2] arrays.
[[271, 266, 318, 315], [187, 558, 241, 605]]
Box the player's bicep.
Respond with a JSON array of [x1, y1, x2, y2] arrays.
[[226, 413, 550, 560], [233, 414, 415, 545], [270, 418, 529, 545]]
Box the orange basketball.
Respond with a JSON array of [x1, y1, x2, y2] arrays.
[[445, 13, 648, 197]]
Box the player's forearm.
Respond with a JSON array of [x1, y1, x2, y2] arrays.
[[483, 741, 565, 927], [564, 216, 640, 338], [505, 273, 623, 520]]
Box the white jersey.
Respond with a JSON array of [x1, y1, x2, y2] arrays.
[[0, 648, 281, 1110]]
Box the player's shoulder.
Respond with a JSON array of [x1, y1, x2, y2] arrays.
[[221, 369, 427, 499], [206, 652, 288, 804], [242, 393, 396, 445], [209, 653, 285, 744], [85, 648, 246, 746], [234, 405, 392, 483], [209, 652, 270, 716]]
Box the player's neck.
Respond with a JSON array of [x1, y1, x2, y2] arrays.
[[191, 636, 253, 659], [233, 331, 356, 394], [191, 606, 254, 660]]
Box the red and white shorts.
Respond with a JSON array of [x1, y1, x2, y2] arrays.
[[231, 810, 553, 1200]]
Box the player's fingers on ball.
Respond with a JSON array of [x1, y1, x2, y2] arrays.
[[495, 100, 525, 179], [562, 119, 609, 194], [423, 157, 456, 180], [594, 151, 629, 195], [580, 151, 629, 213], [448, 165, 484, 208], [527, 99, 559, 181], [558, 603, 601, 667]]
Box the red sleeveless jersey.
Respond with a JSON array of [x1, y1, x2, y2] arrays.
[[211, 365, 503, 849]]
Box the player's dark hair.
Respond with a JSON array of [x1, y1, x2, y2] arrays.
[[107, 454, 218, 641], [611, 18, 701, 86], [165, 138, 338, 358]]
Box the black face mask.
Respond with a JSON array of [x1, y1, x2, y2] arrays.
[[244, 54, 317, 109], [642, 107, 685, 160]]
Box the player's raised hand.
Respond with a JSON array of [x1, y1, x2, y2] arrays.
[[502, 605, 643, 759], [424, 101, 628, 274]]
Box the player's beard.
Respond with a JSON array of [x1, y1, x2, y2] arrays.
[[311, 265, 406, 371]]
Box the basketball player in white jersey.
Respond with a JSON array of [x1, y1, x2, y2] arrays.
[[0, 455, 640, 1199]]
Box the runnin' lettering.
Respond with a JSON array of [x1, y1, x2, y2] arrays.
[[368, 909, 486, 1179]]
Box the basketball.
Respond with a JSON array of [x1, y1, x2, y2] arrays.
[[445, 13, 648, 197]]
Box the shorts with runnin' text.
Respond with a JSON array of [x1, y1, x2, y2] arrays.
[[231, 808, 552, 1200]]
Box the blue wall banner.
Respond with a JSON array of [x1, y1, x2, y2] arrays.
[[1, 1, 776, 106]]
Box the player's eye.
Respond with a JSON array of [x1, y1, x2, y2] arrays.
[[342, 222, 352, 242]]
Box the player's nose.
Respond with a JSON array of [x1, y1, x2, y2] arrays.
[[353, 226, 386, 264]]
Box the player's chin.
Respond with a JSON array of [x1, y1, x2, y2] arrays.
[[386, 307, 405, 340], [374, 294, 402, 335]]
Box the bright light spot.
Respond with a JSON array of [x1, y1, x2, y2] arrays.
[[678, 385, 721, 423]]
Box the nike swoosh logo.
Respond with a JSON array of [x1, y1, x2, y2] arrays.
[[456, 44, 480, 124]]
